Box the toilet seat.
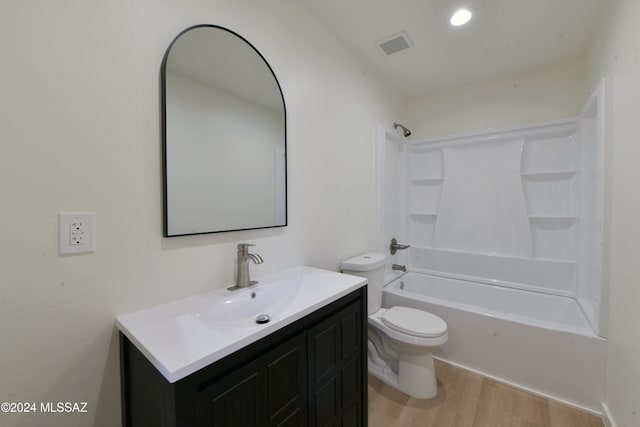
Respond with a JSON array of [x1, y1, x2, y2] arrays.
[[381, 306, 447, 338]]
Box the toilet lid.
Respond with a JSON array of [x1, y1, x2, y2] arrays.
[[381, 306, 447, 338]]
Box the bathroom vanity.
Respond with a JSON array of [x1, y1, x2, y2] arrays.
[[117, 267, 367, 426]]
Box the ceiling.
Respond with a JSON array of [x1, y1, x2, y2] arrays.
[[296, 0, 607, 98]]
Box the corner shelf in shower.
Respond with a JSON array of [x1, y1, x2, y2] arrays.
[[409, 177, 444, 184], [529, 256, 576, 264], [522, 170, 577, 179], [528, 215, 576, 223], [409, 212, 438, 218]]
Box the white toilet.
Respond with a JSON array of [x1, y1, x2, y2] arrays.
[[341, 252, 448, 399]]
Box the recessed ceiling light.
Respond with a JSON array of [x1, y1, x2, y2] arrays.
[[450, 7, 474, 27]]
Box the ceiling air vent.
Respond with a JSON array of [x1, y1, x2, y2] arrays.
[[377, 31, 412, 56]]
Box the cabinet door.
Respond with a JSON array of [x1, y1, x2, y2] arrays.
[[265, 332, 307, 427], [196, 357, 263, 427], [196, 333, 307, 427], [307, 301, 362, 427]]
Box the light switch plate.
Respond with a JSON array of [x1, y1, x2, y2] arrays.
[[59, 212, 95, 255]]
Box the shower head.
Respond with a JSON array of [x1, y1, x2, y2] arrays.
[[393, 122, 411, 138]]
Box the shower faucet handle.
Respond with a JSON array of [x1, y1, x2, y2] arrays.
[[390, 238, 410, 255]]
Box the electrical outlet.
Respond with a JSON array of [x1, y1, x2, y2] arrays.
[[59, 212, 95, 254], [69, 220, 85, 246]]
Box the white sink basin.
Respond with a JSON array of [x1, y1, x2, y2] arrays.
[[191, 273, 303, 328], [116, 266, 366, 383]]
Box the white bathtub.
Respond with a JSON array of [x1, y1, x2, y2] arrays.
[[383, 272, 607, 413]]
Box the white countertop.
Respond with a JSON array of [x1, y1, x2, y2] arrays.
[[116, 266, 366, 383]]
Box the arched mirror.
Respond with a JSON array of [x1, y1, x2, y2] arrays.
[[162, 25, 287, 236]]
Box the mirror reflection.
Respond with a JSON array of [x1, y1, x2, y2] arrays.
[[162, 25, 287, 236]]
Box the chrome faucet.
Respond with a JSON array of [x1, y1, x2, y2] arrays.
[[232, 243, 263, 289], [392, 264, 407, 272]]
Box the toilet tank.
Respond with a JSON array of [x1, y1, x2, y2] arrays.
[[341, 253, 386, 315]]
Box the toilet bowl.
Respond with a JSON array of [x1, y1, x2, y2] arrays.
[[341, 252, 448, 399]]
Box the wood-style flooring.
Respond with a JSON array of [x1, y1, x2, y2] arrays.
[[367, 360, 604, 427]]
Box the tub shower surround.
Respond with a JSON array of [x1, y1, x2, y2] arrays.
[[380, 80, 609, 413], [405, 117, 605, 334]]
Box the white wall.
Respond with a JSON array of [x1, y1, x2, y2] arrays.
[[586, 1, 640, 426], [0, 1, 401, 426], [405, 56, 589, 139]]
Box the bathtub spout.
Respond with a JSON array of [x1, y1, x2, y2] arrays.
[[392, 264, 407, 272]]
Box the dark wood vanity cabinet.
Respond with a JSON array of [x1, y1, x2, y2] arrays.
[[196, 332, 307, 426], [120, 287, 367, 427]]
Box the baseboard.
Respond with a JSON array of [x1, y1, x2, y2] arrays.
[[601, 402, 617, 427], [434, 356, 603, 417]]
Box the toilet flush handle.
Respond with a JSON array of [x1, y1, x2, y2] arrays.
[[390, 238, 410, 255]]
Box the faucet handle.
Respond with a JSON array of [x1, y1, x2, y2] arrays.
[[237, 243, 256, 254], [390, 238, 410, 255]]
